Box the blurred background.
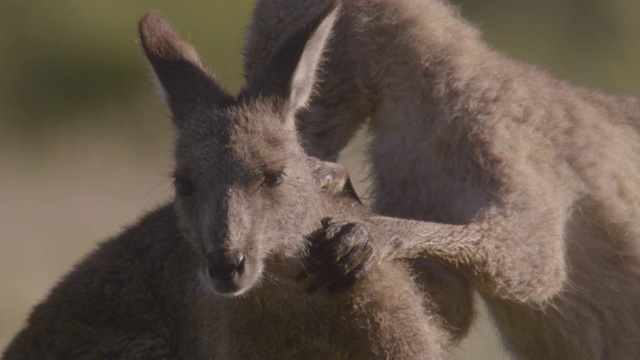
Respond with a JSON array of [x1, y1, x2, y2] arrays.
[[1, 1, 639, 358]]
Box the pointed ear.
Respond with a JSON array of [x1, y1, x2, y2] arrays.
[[138, 12, 232, 124], [245, 0, 340, 127]]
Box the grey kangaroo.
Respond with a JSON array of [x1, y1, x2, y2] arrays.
[[3, 3, 455, 359], [244, 0, 640, 359]]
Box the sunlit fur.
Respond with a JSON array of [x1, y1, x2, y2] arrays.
[[4, 5, 458, 359], [244, 0, 640, 359]]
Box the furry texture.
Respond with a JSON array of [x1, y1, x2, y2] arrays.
[[3, 6, 455, 359], [244, 0, 640, 359]]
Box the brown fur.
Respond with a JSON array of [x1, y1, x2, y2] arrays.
[[244, 1, 640, 359], [3, 5, 455, 359]]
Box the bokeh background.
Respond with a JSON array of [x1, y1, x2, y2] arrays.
[[1, 1, 639, 358]]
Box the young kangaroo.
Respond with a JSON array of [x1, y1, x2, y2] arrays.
[[244, 1, 640, 359], [4, 4, 454, 359]]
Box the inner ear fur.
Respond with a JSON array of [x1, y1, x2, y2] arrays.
[[242, 0, 340, 124], [139, 11, 232, 122]]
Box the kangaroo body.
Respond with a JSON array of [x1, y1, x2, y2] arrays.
[[244, 1, 640, 358], [5, 202, 448, 359], [4, 4, 453, 359]]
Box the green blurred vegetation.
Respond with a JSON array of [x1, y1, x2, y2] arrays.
[[0, 1, 254, 140], [455, 0, 640, 93], [1, 0, 639, 142]]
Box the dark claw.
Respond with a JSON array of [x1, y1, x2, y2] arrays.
[[305, 222, 358, 275], [321, 216, 334, 229], [310, 224, 355, 254], [303, 236, 350, 277], [300, 219, 379, 293], [328, 263, 369, 293], [306, 243, 370, 293], [297, 223, 338, 280]]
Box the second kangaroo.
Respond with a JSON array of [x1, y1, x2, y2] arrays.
[[244, 1, 640, 359]]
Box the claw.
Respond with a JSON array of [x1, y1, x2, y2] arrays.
[[301, 218, 379, 293], [328, 264, 366, 293], [306, 244, 368, 293], [320, 216, 334, 229], [306, 222, 358, 275], [305, 236, 350, 275], [329, 244, 377, 293]]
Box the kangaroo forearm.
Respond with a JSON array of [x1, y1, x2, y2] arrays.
[[368, 216, 567, 303], [368, 216, 485, 268]]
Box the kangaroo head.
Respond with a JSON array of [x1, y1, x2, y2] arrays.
[[138, 2, 339, 296]]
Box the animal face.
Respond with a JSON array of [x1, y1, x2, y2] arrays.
[[138, 1, 339, 295], [171, 104, 314, 295]]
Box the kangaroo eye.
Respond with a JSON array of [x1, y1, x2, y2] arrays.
[[173, 176, 195, 197], [263, 171, 284, 187]]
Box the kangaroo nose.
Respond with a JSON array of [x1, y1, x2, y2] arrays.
[[207, 251, 245, 281]]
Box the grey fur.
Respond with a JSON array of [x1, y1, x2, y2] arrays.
[[244, 0, 640, 359], [4, 5, 455, 359]]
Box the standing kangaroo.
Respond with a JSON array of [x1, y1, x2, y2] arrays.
[[3, 4, 455, 359], [244, 0, 640, 359]]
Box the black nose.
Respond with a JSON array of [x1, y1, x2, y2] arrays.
[[207, 251, 245, 281]]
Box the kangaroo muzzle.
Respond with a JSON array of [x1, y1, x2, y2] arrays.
[[206, 250, 247, 295]]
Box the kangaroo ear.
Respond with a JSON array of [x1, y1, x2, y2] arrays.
[[138, 12, 232, 124], [245, 0, 340, 127]]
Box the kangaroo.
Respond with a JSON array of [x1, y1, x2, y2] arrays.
[[3, 4, 454, 359], [244, 1, 640, 359]]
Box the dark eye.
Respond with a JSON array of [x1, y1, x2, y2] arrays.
[[263, 171, 284, 187], [173, 176, 195, 197]]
